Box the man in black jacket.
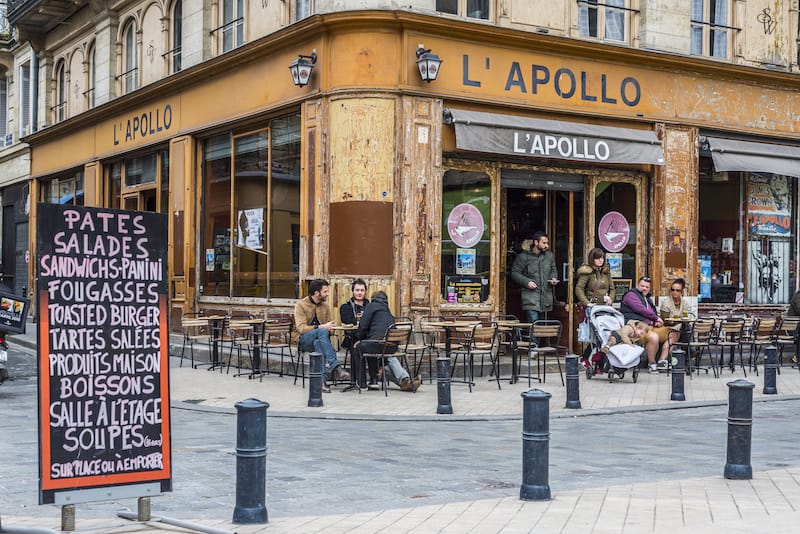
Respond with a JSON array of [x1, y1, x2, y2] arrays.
[[352, 291, 420, 391], [339, 278, 369, 351]]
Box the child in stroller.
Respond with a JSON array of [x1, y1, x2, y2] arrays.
[[584, 305, 645, 382]]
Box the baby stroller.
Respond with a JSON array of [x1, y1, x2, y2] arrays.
[[585, 305, 644, 383]]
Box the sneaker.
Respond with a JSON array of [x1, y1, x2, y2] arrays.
[[321, 381, 331, 393], [367, 382, 380, 391], [657, 360, 669, 369], [333, 366, 351, 382], [649, 363, 658, 373], [580, 358, 591, 369]]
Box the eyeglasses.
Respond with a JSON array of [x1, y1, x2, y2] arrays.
[[670, 288, 683, 292], [641, 277, 652, 283]]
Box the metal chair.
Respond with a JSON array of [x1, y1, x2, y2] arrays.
[[261, 318, 295, 380], [449, 321, 498, 392], [527, 320, 564, 386], [179, 312, 209, 368], [748, 316, 777, 376], [360, 323, 413, 397], [676, 318, 716, 378], [775, 315, 800, 369], [711, 318, 747, 377], [417, 315, 446, 383]]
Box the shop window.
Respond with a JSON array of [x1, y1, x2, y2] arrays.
[[53, 60, 66, 123], [441, 170, 491, 304], [40, 171, 84, 206], [201, 114, 301, 299], [578, 0, 628, 42], [105, 149, 168, 212], [86, 43, 96, 108], [436, 0, 490, 20], [217, 0, 244, 53], [170, 0, 182, 73], [699, 172, 797, 304], [594, 181, 637, 280], [691, 0, 731, 58], [121, 20, 139, 94]]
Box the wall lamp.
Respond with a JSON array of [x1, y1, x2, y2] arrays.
[[416, 45, 442, 83], [289, 50, 317, 87]]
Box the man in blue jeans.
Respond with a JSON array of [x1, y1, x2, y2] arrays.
[[293, 279, 350, 393]]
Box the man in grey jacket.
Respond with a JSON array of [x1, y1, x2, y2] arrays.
[[510, 231, 559, 323]]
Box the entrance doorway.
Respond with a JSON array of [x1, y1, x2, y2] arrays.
[[503, 170, 585, 348]]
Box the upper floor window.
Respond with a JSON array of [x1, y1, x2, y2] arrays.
[[106, 148, 169, 213], [218, 0, 244, 53], [86, 43, 96, 108], [295, 0, 310, 21], [122, 20, 139, 93], [691, 0, 729, 58], [0, 73, 7, 145], [53, 60, 67, 123], [436, 0, 490, 20], [170, 0, 182, 73], [578, 0, 627, 42], [40, 170, 85, 205], [19, 60, 30, 137]]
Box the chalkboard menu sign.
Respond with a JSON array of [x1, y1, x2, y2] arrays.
[[37, 204, 171, 503]]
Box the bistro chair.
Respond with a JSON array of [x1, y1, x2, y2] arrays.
[[776, 315, 800, 369], [527, 320, 564, 386], [449, 321, 498, 392], [678, 318, 716, 378], [360, 323, 413, 397], [224, 314, 254, 374], [261, 318, 295, 380], [748, 316, 777, 375], [179, 312, 209, 369], [417, 315, 446, 383], [711, 318, 747, 377]]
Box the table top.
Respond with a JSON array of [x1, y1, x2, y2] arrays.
[[333, 324, 358, 331], [496, 321, 534, 328], [663, 317, 696, 326], [425, 320, 479, 328]]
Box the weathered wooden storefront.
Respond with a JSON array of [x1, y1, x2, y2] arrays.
[[23, 11, 800, 341]]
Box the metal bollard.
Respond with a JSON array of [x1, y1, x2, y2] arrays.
[[233, 398, 269, 524], [436, 356, 453, 414], [763, 345, 778, 395], [670, 349, 686, 401], [520, 389, 552, 501], [308, 352, 323, 408], [724, 379, 755, 480], [565, 354, 581, 409]]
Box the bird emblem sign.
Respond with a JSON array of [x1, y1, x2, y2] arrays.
[[447, 203, 485, 248], [598, 211, 630, 253]]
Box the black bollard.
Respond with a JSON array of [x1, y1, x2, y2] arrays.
[[233, 398, 269, 524], [520, 389, 552, 501], [724, 379, 755, 480], [565, 354, 581, 409], [308, 352, 323, 407], [436, 356, 453, 414], [763, 345, 778, 395], [670, 349, 686, 401]]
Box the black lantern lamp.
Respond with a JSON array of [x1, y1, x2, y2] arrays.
[[289, 50, 317, 87], [416, 45, 442, 83]]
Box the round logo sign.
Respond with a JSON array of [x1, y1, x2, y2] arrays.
[[597, 211, 630, 253], [447, 203, 485, 248]]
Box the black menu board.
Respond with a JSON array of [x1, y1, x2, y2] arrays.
[[37, 204, 171, 503]]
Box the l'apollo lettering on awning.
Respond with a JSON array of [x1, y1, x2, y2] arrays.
[[445, 109, 664, 165]]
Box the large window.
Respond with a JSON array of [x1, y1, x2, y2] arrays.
[[698, 170, 797, 304], [170, 0, 182, 73], [578, 0, 627, 42], [219, 0, 244, 53], [122, 20, 139, 93], [691, 0, 729, 58], [40, 170, 84, 206], [201, 114, 301, 299], [106, 148, 169, 213], [436, 0, 490, 20], [441, 170, 491, 303]]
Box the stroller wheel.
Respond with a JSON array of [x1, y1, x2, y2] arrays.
[[607, 371, 613, 382], [618, 370, 625, 379], [632, 368, 639, 383], [586, 367, 593, 379]]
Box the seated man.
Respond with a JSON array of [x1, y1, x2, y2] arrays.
[[293, 278, 350, 393], [620, 276, 679, 373], [352, 290, 421, 392], [339, 278, 369, 352]]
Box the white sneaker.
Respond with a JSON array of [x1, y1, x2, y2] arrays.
[[649, 363, 658, 373], [657, 360, 669, 369]]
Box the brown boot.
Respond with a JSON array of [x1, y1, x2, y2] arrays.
[[321, 381, 331, 393], [400, 377, 414, 391], [411, 375, 422, 392], [333, 366, 351, 382]]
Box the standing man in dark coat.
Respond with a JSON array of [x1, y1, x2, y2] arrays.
[[510, 231, 559, 323]]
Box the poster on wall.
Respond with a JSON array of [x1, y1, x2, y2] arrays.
[[747, 174, 791, 237], [446, 203, 485, 248], [597, 211, 630, 253], [237, 208, 264, 249], [699, 255, 712, 300], [37, 204, 171, 504], [445, 276, 488, 303], [606, 253, 623, 278], [456, 248, 476, 275]]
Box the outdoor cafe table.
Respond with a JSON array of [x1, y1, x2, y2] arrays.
[[333, 324, 359, 390], [495, 321, 534, 384], [202, 315, 227, 371], [423, 321, 479, 381], [229, 318, 275, 378]]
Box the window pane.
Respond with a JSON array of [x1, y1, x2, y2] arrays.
[[711, 29, 727, 58], [160, 149, 169, 214], [269, 115, 301, 299], [595, 182, 637, 279], [109, 162, 122, 209], [232, 131, 269, 297], [698, 174, 740, 303], [690, 25, 703, 54], [578, 1, 599, 37], [202, 134, 232, 295], [125, 153, 157, 186], [172, 0, 182, 72], [436, 0, 458, 15], [467, 0, 489, 19], [605, 0, 625, 41], [441, 170, 491, 303]]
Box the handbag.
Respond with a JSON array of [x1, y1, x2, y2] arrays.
[[577, 320, 592, 343]]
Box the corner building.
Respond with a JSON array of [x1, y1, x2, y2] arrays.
[[7, 3, 800, 348]]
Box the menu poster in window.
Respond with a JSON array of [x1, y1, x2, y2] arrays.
[[455, 248, 476, 275], [747, 175, 791, 237], [0, 290, 30, 334], [36, 204, 170, 504], [612, 279, 632, 303], [606, 253, 622, 278], [445, 276, 488, 303], [237, 208, 264, 250], [699, 255, 712, 300]]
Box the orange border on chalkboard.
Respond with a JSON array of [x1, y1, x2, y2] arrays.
[[39, 294, 172, 491]]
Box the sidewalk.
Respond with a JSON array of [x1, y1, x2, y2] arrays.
[[8, 324, 800, 533]]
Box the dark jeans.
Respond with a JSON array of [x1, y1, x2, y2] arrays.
[[352, 340, 397, 386]]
